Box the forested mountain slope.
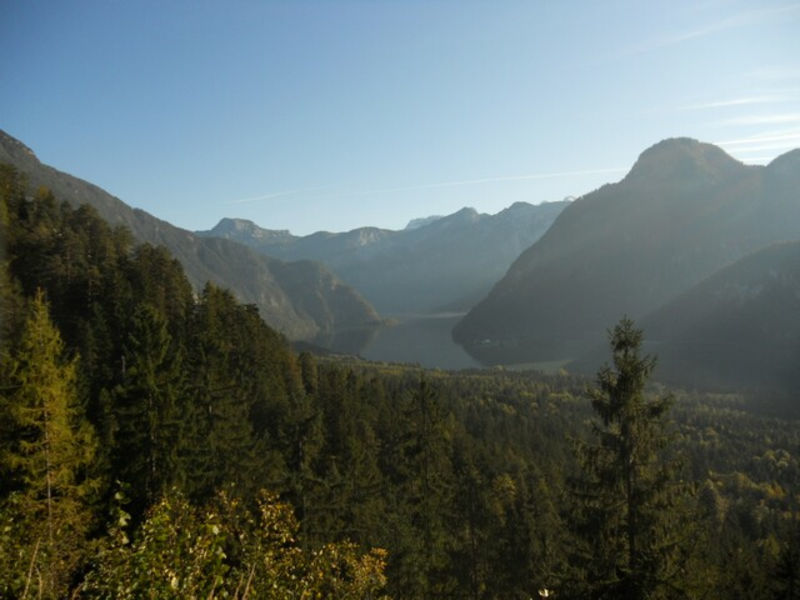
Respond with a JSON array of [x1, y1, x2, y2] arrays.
[[0, 129, 381, 343], [454, 138, 800, 365], [569, 240, 800, 393], [198, 200, 569, 314], [642, 240, 800, 392], [1, 164, 798, 598]]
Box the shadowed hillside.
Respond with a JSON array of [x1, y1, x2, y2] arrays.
[[0, 129, 381, 344], [644, 240, 800, 392], [454, 138, 800, 365]]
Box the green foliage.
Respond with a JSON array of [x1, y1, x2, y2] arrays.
[[568, 318, 690, 599], [1, 166, 799, 598], [183, 284, 274, 501], [0, 290, 99, 599], [80, 490, 228, 599], [772, 522, 800, 600], [111, 302, 186, 519], [80, 488, 389, 599]]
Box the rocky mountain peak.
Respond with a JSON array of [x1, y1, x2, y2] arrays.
[[405, 215, 443, 230], [451, 206, 480, 222], [208, 218, 294, 242], [767, 148, 800, 179], [0, 129, 36, 158], [0, 129, 39, 166], [506, 201, 534, 212], [625, 137, 742, 183]]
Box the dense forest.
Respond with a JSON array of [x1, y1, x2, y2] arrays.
[[1, 163, 799, 598]]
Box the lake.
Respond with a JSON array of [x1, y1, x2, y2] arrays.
[[358, 313, 481, 370]]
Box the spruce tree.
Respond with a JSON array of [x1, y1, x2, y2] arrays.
[[111, 302, 186, 519], [569, 318, 689, 600], [183, 284, 262, 501]]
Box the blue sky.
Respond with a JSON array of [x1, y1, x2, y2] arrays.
[[2, 1, 799, 235]]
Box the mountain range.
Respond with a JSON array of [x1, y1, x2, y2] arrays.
[[6, 128, 799, 394], [197, 200, 569, 314], [454, 138, 800, 392], [0, 129, 381, 345]]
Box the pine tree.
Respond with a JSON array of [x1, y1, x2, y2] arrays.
[[381, 376, 457, 596], [183, 284, 263, 501], [568, 318, 689, 600], [0, 289, 99, 599], [111, 302, 186, 519], [0, 165, 27, 353]]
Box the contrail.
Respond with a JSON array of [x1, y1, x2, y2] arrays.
[[227, 185, 335, 205], [350, 167, 628, 197], [719, 113, 800, 126], [715, 128, 800, 146], [225, 167, 627, 205], [678, 95, 788, 111], [626, 3, 800, 55]]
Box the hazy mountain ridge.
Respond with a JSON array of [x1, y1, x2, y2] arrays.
[[405, 214, 443, 230], [0, 129, 381, 343], [639, 240, 800, 392], [568, 239, 800, 392], [199, 199, 570, 314], [454, 137, 800, 368]]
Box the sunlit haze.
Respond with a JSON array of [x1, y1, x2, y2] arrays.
[[2, 1, 799, 235]]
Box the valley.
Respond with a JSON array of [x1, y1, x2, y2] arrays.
[[358, 312, 480, 370], [3, 130, 799, 396], [4, 4, 800, 597], [1, 132, 799, 599]]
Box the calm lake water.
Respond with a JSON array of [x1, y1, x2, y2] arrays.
[[358, 313, 481, 370]]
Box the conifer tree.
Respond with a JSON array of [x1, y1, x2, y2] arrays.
[[111, 302, 186, 519], [0, 165, 27, 353], [568, 318, 689, 600], [382, 376, 456, 596], [0, 289, 98, 599], [183, 284, 262, 501]]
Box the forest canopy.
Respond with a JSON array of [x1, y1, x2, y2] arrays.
[[1, 164, 798, 598]]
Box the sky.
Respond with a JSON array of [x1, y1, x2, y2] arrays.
[[1, 1, 799, 236]]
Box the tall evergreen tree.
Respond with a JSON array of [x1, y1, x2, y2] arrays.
[[111, 302, 186, 520], [381, 376, 457, 596], [0, 290, 99, 599], [183, 284, 263, 501], [0, 165, 25, 349], [568, 318, 689, 600]]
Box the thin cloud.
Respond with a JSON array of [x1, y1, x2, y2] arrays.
[[234, 167, 629, 206], [717, 113, 800, 126], [715, 128, 800, 159], [357, 168, 628, 196], [720, 141, 800, 153], [679, 95, 789, 111], [227, 185, 335, 205], [716, 128, 800, 146], [629, 3, 800, 54]]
